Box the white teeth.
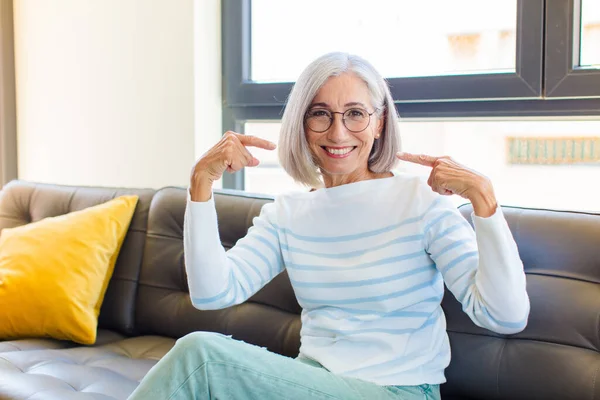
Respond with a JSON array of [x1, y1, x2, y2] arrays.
[[326, 147, 353, 155]]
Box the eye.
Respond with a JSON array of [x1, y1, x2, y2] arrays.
[[307, 109, 330, 118], [347, 108, 367, 118]]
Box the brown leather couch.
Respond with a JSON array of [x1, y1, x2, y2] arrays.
[[0, 180, 598, 400]]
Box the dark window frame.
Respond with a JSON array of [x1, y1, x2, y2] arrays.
[[223, 0, 545, 107], [544, 0, 600, 98]]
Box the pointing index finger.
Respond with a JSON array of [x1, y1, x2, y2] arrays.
[[396, 152, 437, 167], [238, 135, 277, 150]]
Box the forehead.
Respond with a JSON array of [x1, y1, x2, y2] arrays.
[[311, 72, 371, 106]]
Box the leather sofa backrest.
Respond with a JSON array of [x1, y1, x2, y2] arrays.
[[134, 187, 301, 357], [0, 180, 156, 335], [441, 205, 600, 400]]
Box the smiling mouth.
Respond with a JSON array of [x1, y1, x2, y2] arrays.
[[321, 146, 357, 156]]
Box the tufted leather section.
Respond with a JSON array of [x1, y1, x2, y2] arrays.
[[0, 181, 156, 336], [0, 335, 174, 399], [134, 187, 302, 357], [440, 205, 600, 400]]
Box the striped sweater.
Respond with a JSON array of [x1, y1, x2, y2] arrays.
[[183, 172, 530, 386]]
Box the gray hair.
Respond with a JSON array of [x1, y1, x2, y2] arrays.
[[278, 52, 401, 188]]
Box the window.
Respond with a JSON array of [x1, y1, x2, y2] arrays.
[[244, 120, 600, 213], [251, 0, 517, 82], [223, 0, 545, 109], [580, 0, 600, 67], [221, 0, 600, 212]]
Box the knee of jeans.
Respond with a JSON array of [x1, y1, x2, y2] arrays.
[[173, 331, 229, 355]]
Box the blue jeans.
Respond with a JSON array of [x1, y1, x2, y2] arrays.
[[127, 331, 441, 400]]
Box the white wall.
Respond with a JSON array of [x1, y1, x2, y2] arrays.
[[12, 0, 215, 189], [194, 0, 223, 188]]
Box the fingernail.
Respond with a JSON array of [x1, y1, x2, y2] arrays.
[[397, 152, 404, 156]]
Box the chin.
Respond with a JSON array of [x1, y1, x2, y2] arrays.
[[319, 163, 360, 176]]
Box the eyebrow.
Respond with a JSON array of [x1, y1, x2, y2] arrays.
[[309, 102, 367, 108]]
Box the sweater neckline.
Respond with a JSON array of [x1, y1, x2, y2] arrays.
[[290, 170, 403, 201]]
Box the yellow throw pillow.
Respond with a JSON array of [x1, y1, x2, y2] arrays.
[[0, 195, 138, 345]]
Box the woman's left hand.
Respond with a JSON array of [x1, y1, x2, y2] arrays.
[[396, 152, 498, 218]]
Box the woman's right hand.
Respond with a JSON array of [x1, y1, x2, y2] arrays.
[[189, 131, 276, 201]]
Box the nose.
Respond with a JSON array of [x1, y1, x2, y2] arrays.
[[326, 113, 349, 143]]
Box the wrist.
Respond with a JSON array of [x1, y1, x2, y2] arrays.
[[190, 173, 215, 202], [467, 180, 498, 218]]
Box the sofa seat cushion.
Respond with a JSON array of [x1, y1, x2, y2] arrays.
[[0, 335, 175, 400], [0, 330, 126, 354]]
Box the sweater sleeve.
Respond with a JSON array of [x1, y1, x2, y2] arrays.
[[183, 193, 284, 310], [422, 196, 530, 334]]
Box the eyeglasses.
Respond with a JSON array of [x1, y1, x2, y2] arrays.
[[304, 107, 379, 133]]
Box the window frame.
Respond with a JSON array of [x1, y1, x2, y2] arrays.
[[223, 0, 545, 107], [544, 0, 600, 98]]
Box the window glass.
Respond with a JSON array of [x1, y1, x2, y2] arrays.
[[580, 0, 600, 67], [251, 0, 517, 82], [243, 122, 307, 194]]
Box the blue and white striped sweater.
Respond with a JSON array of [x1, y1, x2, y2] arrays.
[[183, 173, 530, 386]]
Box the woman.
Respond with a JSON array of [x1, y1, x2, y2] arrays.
[[128, 52, 529, 400]]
